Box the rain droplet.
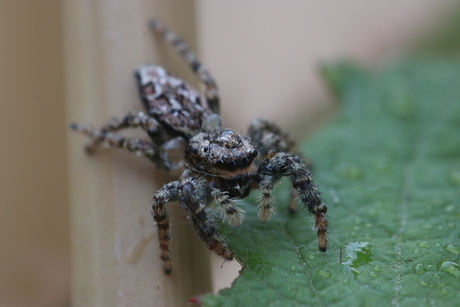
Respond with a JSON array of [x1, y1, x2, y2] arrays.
[[369, 271, 378, 277], [413, 248, 420, 254], [317, 269, 331, 278], [439, 261, 460, 278], [418, 241, 430, 249], [415, 263, 425, 274], [290, 265, 297, 271], [308, 253, 316, 260], [444, 243, 460, 255], [373, 266, 381, 272]]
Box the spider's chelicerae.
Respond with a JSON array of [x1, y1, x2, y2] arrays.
[[71, 19, 328, 274]]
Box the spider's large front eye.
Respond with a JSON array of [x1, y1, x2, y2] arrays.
[[203, 146, 209, 153]]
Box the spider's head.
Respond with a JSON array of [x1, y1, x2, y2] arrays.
[[185, 129, 258, 177]]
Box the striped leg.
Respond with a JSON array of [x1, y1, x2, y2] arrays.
[[151, 181, 180, 274], [70, 123, 158, 158], [180, 180, 233, 262], [70, 111, 162, 151], [149, 19, 220, 114]]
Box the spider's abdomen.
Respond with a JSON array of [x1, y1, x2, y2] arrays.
[[136, 65, 212, 138]]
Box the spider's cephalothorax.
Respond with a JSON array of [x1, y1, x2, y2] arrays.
[[185, 129, 258, 177], [71, 19, 328, 274]]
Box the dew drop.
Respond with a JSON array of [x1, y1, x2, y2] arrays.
[[435, 242, 442, 247], [415, 263, 425, 274], [373, 266, 381, 272], [439, 261, 460, 278], [308, 253, 316, 260], [291, 265, 297, 271], [418, 241, 430, 249], [369, 271, 378, 277], [317, 269, 331, 278], [444, 243, 460, 255], [413, 248, 420, 254]]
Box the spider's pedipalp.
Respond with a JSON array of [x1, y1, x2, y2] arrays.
[[257, 178, 276, 222], [212, 188, 245, 226]]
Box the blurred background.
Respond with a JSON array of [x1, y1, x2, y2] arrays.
[[1, 0, 459, 306]]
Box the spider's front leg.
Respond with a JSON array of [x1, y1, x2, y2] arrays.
[[179, 178, 233, 262], [247, 118, 309, 214], [151, 181, 180, 274], [257, 152, 328, 252]]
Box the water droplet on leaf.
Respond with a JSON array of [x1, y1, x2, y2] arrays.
[[444, 243, 460, 255], [415, 263, 425, 274], [418, 241, 430, 249], [439, 261, 460, 278], [317, 269, 331, 278]]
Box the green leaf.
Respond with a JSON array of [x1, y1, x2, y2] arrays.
[[201, 59, 460, 307]]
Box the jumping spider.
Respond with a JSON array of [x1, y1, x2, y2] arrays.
[[71, 19, 328, 274]]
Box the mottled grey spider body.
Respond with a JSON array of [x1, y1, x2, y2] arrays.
[[71, 19, 328, 274]]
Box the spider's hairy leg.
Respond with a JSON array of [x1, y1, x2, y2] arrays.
[[247, 118, 304, 215], [70, 123, 158, 158], [151, 181, 180, 274], [70, 111, 162, 151], [258, 152, 328, 252], [212, 188, 245, 226], [149, 19, 220, 114], [180, 180, 233, 261]]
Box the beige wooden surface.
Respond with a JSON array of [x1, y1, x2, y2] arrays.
[[64, 1, 212, 306]]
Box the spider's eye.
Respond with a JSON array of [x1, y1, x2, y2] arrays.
[[203, 146, 209, 153]]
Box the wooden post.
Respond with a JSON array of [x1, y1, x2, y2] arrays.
[[64, 1, 213, 305]]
